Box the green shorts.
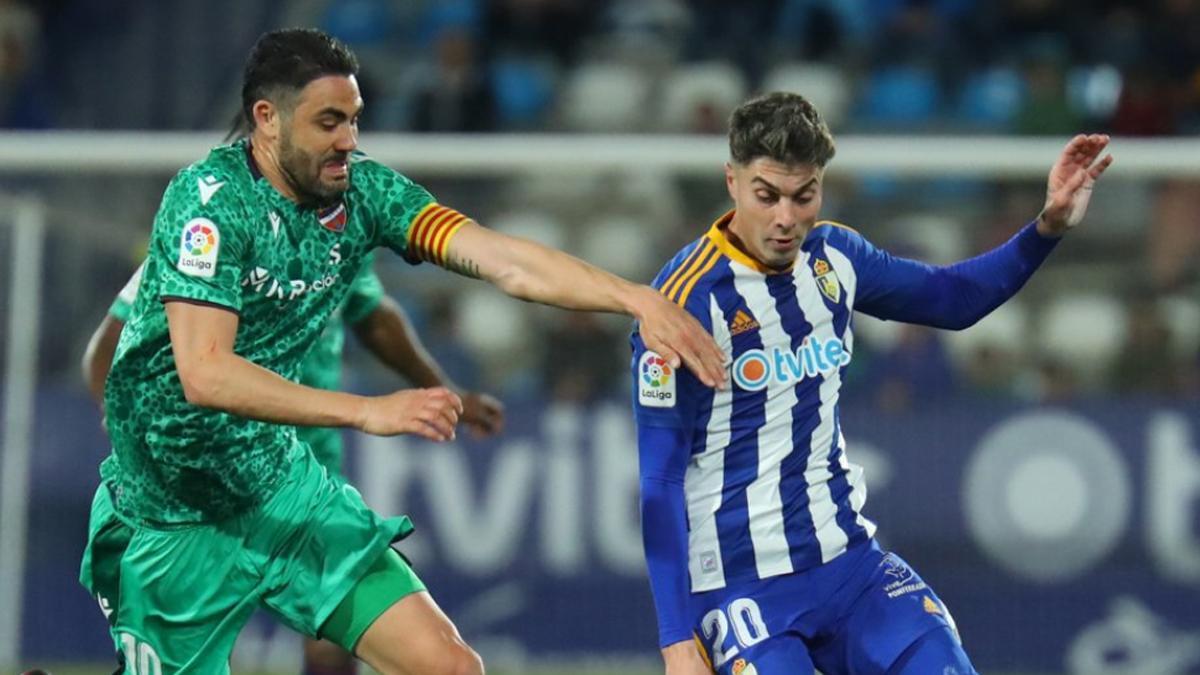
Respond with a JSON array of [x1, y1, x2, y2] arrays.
[[79, 447, 421, 672], [296, 425, 345, 480]]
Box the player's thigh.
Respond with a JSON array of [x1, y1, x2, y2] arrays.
[[114, 524, 259, 673], [354, 590, 483, 675], [887, 626, 977, 675], [80, 484, 132, 647], [706, 633, 815, 675], [813, 549, 969, 675], [256, 449, 414, 639]]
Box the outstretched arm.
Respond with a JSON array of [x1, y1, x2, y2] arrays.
[[442, 222, 728, 388], [854, 134, 1114, 328], [351, 296, 505, 437], [165, 301, 462, 441]]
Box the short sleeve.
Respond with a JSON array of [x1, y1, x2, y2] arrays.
[[341, 252, 385, 325], [355, 160, 436, 255], [151, 170, 251, 312], [108, 263, 145, 320]]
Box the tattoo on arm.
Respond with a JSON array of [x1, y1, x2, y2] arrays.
[[444, 252, 481, 279]]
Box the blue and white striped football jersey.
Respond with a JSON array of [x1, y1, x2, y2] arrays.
[[634, 211, 882, 592]]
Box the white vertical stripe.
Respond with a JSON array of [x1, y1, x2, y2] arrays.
[[826, 246, 858, 356], [837, 428, 878, 538], [825, 241, 874, 537], [686, 294, 732, 592], [792, 259, 851, 563], [732, 269, 796, 579]]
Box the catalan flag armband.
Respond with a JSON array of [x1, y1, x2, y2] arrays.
[[407, 203, 469, 266]]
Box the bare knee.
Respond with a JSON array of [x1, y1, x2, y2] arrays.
[[445, 644, 484, 675]]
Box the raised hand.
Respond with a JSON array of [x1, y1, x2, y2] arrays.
[[632, 286, 728, 388], [1039, 134, 1115, 237], [359, 387, 463, 441]]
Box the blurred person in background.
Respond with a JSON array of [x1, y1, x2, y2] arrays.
[[82, 256, 507, 675], [408, 27, 498, 132], [77, 26, 725, 674], [632, 92, 1111, 675]]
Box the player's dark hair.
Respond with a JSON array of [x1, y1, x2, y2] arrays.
[[241, 28, 359, 128], [728, 92, 836, 168]]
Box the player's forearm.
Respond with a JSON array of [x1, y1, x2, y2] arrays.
[[642, 475, 697, 648], [178, 350, 366, 429], [82, 315, 123, 408], [353, 297, 455, 390], [639, 424, 696, 648], [868, 221, 1059, 330], [451, 226, 649, 315]]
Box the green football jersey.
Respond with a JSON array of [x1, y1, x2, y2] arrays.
[[102, 140, 438, 525], [109, 253, 385, 393], [299, 252, 385, 392]]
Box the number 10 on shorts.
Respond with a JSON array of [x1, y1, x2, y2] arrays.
[[118, 633, 163, 675], [701, 597, 770, 668]]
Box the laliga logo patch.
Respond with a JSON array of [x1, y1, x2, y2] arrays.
[[732, 658, 758, 675], [638, 351, 675, 408], [178, 217, 220, 278]]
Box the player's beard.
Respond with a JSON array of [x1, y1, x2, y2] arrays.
[[278, 130, 349, 205]]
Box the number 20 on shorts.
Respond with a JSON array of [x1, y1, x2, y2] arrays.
[[701, 597, 770, 668]]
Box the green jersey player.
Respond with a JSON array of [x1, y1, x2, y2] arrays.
[[83, 255, 505, 674], [77, 27, 725, 675]]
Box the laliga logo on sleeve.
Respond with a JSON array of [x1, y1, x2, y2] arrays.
[[178, 217, 220, 278], [638, 351, 676, 408]]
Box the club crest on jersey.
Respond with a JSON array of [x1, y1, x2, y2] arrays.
[[638, 351, 675, 408], [318, 202, 347, 232], [812, 258, 841, 303], [177, 217, 219, 278]]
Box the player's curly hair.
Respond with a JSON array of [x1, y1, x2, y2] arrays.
[[729, 92, 836, 168], [240, 28, 359, 129]]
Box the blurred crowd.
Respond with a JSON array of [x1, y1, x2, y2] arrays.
[[1, 0, 1198, 410]]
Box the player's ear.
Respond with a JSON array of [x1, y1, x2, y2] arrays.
[[724, 162, 737, 201], [252, 100, 279, 139]]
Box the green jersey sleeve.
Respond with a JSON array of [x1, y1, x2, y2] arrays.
[[108, 262, 145, 321], [342, 252, 385, 325], [353, 157, 439, 257], [150, 168, 252, 312]]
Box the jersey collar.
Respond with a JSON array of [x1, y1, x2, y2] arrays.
[[704, 210, 795, 275]]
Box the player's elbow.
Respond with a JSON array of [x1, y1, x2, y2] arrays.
[[175, 354, 224, 407]]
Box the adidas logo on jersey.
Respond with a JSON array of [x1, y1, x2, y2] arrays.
[[729, 309, 760, 336]]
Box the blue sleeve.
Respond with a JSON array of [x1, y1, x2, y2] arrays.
[[639, 425, 695, 647], [631, 331, 702, 647], [839, 221, 1059, 329]]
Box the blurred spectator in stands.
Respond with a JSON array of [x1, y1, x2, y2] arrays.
[[409, 27, 498, 132], [1014, 49, 1081, 135], [863, 323, 960, 414], [0, 0, 43, 127], [1148, 180, 1200, 292], [770, 0, 872, 64], [1110, 65, 1179, 135], [1110, 298, 1184, 397], [484, 0, 600, 66], [539, 312, 625, 404]]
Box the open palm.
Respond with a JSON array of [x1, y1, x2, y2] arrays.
[[1041, 134, 1114, 236]]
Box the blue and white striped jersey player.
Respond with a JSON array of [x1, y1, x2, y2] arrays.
[[632, 92, 1113, 675]]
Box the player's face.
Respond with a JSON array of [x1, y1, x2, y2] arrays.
[[278, 75, 362, 202], [725, 158, 824, 270]]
